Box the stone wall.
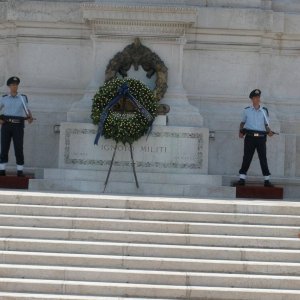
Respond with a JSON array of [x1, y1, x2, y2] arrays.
[[0, 0, 299, 178]]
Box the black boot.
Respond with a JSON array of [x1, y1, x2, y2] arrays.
[[17, 170, 25, 177], [0, 170, 6, 176], [264, 180, 274, 187]]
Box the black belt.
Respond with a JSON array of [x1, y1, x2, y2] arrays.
[[246, 132, 266, 137], [241, 129, 267, 137], [7, 119, 22, 124], [1, 116, 24, 124]]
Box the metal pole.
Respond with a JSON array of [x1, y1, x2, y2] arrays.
[[103, 142, 118, 193], [130, 143, 139, 189]]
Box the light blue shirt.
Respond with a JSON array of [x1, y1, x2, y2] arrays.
[[0, 93, 30, 117], [242, 105, 269, 131]]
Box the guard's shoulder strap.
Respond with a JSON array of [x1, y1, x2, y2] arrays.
[[244, 106, 250, 109], [262, 106, 269, 116], [2, 94, 7, 97], [19, 94, 29, 116], [21, 94, 28, 102]]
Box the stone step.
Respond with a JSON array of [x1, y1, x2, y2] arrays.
[[1, 238, 300, 262], [2, 251, 300, 276], [1, 226, 300, 249], [0, 214, 299, 238], [0, 294, 160, 300], [1, 278, 300, 299], [0, 295, 156, 300], [29, 179, 236, 198], [0, 192, 300, 299], [1, 264, 300, 290], [1, 191, 300, 215], [43, 168, 223, 186], [1, 203, 300, 226]]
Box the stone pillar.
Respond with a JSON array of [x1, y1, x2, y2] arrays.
[[156, 37, 203, 126], [67, 36, 117, 122]]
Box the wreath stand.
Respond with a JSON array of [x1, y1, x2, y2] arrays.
[[92, 80, 156, 193], [103, 142, 139, 193]]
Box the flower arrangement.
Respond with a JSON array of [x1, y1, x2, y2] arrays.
[[91, 78, 158, 145]]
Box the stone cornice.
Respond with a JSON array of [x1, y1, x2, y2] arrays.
[[81, 2, 197, 37], [81, 3, 197, 16], [89, 20, 190, 38]]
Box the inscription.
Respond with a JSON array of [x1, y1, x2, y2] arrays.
[[63, 128, 205, 170]]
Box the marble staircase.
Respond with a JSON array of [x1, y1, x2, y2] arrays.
[[0, 191, 299, 299]]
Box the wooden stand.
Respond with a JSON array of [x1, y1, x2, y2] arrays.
[[235, 185, 283, 199], [0, 174, 33, 189]]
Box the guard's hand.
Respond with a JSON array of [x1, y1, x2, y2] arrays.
[[0, 120, 4, 125], [27, 117, 34, 124], [239, 132, 244, 139], [268, 131, 274, 137]]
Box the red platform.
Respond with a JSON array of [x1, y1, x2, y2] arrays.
[[235, 185, 283, 199], [0, 174, 33, 189]]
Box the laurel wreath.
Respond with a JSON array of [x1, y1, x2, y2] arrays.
[[91, 78, 158, 145]]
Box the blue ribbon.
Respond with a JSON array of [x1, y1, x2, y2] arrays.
[[94, 83, 154, 145], [126, 93, 153, 122]]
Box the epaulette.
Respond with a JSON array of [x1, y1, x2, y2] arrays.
[[262, 107, 269, 116], [244, 106, 250, 109], [2, 94, 7, 97]]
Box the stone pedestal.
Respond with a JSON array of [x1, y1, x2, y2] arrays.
[[29, 121, 235, 198]]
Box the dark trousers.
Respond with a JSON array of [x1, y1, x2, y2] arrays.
[[0, 122, 24, 165], [239, 135, 271, 176]]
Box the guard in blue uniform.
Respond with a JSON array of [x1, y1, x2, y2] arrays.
[[237, 89, 274, 187], [0, 77, 34, 176]]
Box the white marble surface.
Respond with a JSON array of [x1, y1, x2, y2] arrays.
[[0, 0, 299, 181], [58, 122, 209, 174]]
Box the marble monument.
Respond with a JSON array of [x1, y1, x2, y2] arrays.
[[0, 0, 298, 196]]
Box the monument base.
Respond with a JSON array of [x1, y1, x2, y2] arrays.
[[29, 121, 235, 198], [29, 169, 235, 198]]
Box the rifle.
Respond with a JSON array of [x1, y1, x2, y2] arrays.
[[270, 131, 279, 135]]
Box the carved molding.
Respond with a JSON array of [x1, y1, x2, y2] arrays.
[[81, 3, 197, 37], [90, 20, 190, 37], [81, 3, 197, 15]]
